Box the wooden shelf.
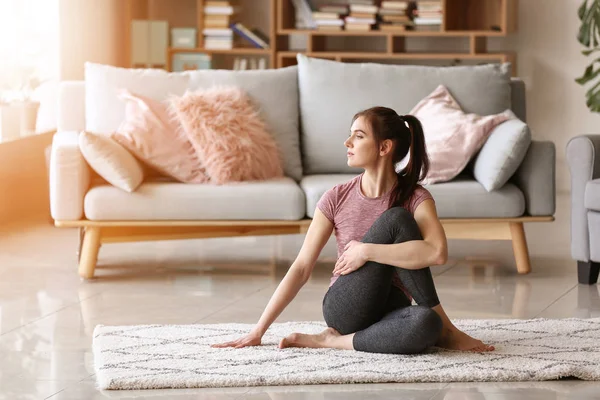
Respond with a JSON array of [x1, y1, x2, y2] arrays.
[[169, 47, 271, 55], [278, 51, 513, 60], [278, 29, 505, 37]]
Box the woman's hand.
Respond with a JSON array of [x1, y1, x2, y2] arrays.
[[211, 331, 262, 349], [333, 240, 368, 275]]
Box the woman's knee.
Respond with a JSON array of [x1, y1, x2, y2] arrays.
[[364, 207, 422, 244]]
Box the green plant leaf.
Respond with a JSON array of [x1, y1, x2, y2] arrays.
[[576, 64, 595, 85], [576, 0, 600, 112], [586, 89, 600, 107], [578, 0, 597, 47], [584, 79, 600, 112], [579, 0, 589, 20], [582, 48, 600, 55]]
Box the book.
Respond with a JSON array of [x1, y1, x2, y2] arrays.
[[319, 5, 349, 14], [350, 4, 378, 14], [312, 11, 343, 19], [204, 6, 239, 15], [345, 23, 373, 31], [345, 16, 376, 24], [315, 19, 344, 26], [380, 1, 409, 9], [204, 38, 233, 49], [230, 23, 270, 49], [203, 28, 234, 36], [317, 25, 343, 31]]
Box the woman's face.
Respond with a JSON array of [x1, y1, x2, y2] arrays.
[[345, 116, 380, 168]]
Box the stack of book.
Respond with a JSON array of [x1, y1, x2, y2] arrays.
[[203, 1, 238, 49], [311, 5, 347, 32], [378, 1, 412, 31], [412, 0, 443, 31], [345, 0, 378, 31]]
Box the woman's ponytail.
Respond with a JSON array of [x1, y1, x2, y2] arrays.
[[390, 114, 429, 208]]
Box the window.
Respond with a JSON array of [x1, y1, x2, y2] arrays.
[[0, 0, 59, 102]]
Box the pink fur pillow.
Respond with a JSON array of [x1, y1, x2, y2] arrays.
[[410, 85, 512, 185], [170, 86, 284, 184], [112, 90, 209, 183]]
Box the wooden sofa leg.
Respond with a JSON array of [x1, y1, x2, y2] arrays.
[[79, 227, 101, 279], [509, 222, 531, 274]]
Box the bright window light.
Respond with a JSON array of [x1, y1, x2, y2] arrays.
[[0, 0, 59, 102]]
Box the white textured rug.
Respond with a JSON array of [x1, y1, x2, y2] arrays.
[[92, 318, 600, 390]]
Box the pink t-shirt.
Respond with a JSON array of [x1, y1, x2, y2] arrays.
[[316, 173, 434, 292]]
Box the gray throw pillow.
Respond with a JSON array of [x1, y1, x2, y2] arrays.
[[471, 110, 532, 192]]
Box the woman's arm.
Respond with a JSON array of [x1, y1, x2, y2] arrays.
[[363, 199, 448, 269], [213, 208, 334, 347], [252, 209, 334, 335]]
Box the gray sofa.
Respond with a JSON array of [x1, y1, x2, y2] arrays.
[[567, 135, 600, 284], [50, 55, 556, 279]]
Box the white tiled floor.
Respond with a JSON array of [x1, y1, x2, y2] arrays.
[[0, 192, 599, 399]]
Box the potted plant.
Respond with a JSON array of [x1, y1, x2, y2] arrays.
[[576, 0, 600, 112]]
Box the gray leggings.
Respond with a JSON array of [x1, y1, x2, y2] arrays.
[[322, 206, 443, 354]]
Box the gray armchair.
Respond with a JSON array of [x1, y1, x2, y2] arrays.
[[567, 135, 600, 284]]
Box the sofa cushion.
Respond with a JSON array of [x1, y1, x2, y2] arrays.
[[170, 86, 284, 184], [410, 85, 512, 185], [84, 63, 190, 135], [84, 178, 306, 221], [79, 131, 144, 193], [186, 66, 302, 181], [302, 174, 525, 219], [296, 54, 512, 175], [471, 110, 532, 192], [585, 179, 600, 212], [112, 90, 209, 183]]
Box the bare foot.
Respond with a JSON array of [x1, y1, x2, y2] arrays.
[[437, 328, 495, 352], [279, 327, 341, 349]]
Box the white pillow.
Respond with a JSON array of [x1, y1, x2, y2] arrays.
[[79, 131, 144, 192], [470, 110, 532, 192], [84, 62, 190, 134]]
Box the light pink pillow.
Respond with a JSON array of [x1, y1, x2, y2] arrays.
[[170, 86, 284, 185], [409, 85, 512, 185], [111, 90, 209, 183]]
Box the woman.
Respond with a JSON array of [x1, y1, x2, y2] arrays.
[[212, 107, 494, 354]]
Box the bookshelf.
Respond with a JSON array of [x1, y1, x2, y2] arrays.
[[124, 0, 517, 74], [276, 0, 517, 73], [125, 0, 277, 70]]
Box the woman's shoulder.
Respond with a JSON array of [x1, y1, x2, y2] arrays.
[[317, 175, 361, 222], [403, 184, 434, 214], [413, 184, 433, 198]]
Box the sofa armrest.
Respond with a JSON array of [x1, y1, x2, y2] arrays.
[[566, 135, 600, 261], [49, 131, 90, 221], [511, 140, 556, 216]]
